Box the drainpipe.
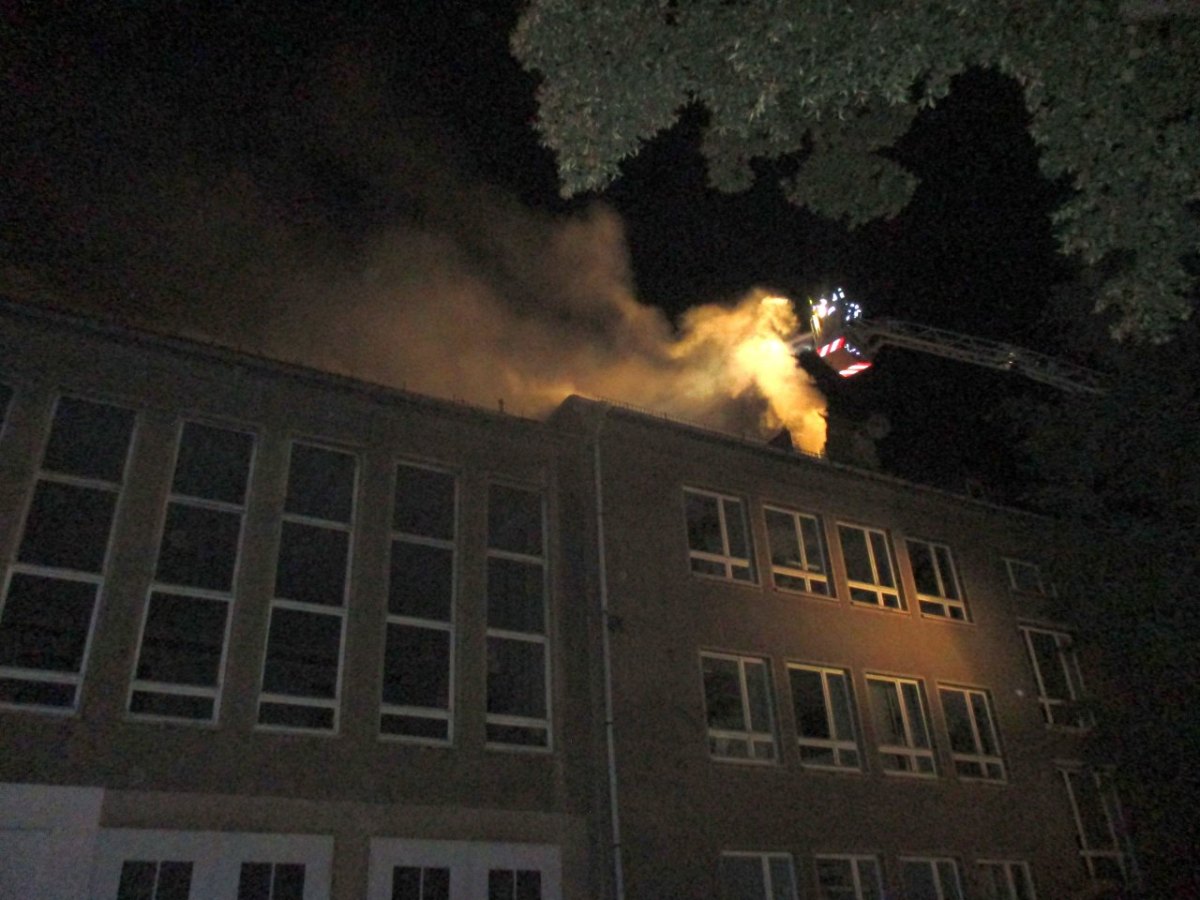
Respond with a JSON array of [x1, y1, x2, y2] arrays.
[[591, 403, 625, 900]]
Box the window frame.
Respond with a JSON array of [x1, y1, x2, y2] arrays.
[[764, 504, 833, 597], [1059, 766, 1131, 884], [977, 859, 1037, 900], [683, 487, 757, 584], [1019, 625, 1091, 730], [699, 651, 778, 764], [127, 419, 256, 725], [718, 851, 799, 900], [906, 537, 968, 621], [836, 522, 903, 610], [380, 459, 458, 747], [898, 856, 965, 900], [1003, 558, 1052, 597], [865, 674, 937, 777], [0, 394, 137, 714], [484, 480, 552, 752], [366, 838, 561, 900], [787, 663, 862, 771], [939, 685, 1006, 782], [813, 853, 884, 900], [256, 439, 358, 735]]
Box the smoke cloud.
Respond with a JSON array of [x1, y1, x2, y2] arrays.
[[3, 36, 826, 454]]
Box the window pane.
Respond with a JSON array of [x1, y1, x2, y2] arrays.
[[0, 677, 76, 707], [828, 673, 855, 742], [971, 692, 999, 754], [488, 870, 515, 900], [766, 509, 801, 569], [392, 866, 421, 900], [869, 531, 894, 586], [744, 660, 772, 733], [274, 863, 306, 900], [129, 691, 213, 720], [117, 861, 156, 900], [934, 546, 960, 599], [769, 858, 796, 900], [486, 722, 547, 746], [1069, 772, 1115, 848], [261, 607, 342, 698], [0, 573, 96, 672], [1028, 631, 1070, 697], [838, 526, 872, 583], [275, 521, 349, 606], [424, 867, 451, 900], [869, 681, 905, 745], [285, 444, 355, 522], [257, 701, 334, 730], [790, 669, 831, 740], [516, 870, 541, 900], [19, 481, 116, 571], [155, 504, 241, 591], [157, 861, 193, 900], [488, 485, 542, 555], [43, 397, 134, 481], [0, 383, 10, 428], [394, 465, 454, 539], [383, 624, 450, 708], [719, 856, 764, 900], [909, 541, 938, 595], [815, 858, 853, 897], [173, 423, 253, 504], [238, 862, 272, 900], [381, 713, 448, 741], [722, 498, 749, 559], [486, 637, 545, 717], [800, 517, 826, 573], [487, 557, 544, 633], [135, 592, 227, 687], [902, 862, 939, 900], [685, 491, 724, 555], [941, 690, 975, 754], [389, 541, 453, 620], [703, 656, 745, 731], [902, 682, 930, 747]]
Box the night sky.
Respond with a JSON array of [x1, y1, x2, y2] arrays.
[[2, 1, 1096, 501]]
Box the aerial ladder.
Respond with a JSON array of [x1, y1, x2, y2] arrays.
[[790, 289, 1107, 395]]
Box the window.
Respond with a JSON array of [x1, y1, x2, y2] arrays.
[[866, 675, 935, 775], [684, 488, 755, 582], [978, 860, 1036, 900], [1005, 558, 1050, 596], [0, 396, 135, 710], [701, 652, 777, 762], [117, 860, 193, 900], [382, 462, 456, 743], [1060, 767, 1130, 883], [940, 686, 1004, 780], [486, 483, 549, 748], [391, 866, 450, 900], [0, 383, 11, 431], [787, 664, 860, 770], [129, 422, 254, 722], [258, 442, 356, 732], [907, 539, 966, 620], [900, 858, 964, 900], [814, 855, 883, 900], [1020, 626, 1090, 728], [238, 862, 305, 900], [765, 506, 831, 595], [719, 852, 798, 900], [488, 868, 542, 900], [837, 524, 901, 609]]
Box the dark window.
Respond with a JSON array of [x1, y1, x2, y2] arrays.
[[392, 865, 450, 900], [172, 422, 253, 504], [488, 869, 542, 900], [486, 558, 545, 634], [0, 573, 96, 673], [134, 592, 228, 686], [275, 521, 350, 607], [117, 860, 193, 900], [388, 542, 453, 620], [383, 625, 450, 709], [486, 638, 546, 718], [284, 443, 355, 522], [43, 397, 134, 482], [155, 504, 241, 591], [237, 862, 305, 900], [261, 607, 342, 699], [394, 465, 455, 539], [18, 481, 116, 572], [488, 485, 543, 556]]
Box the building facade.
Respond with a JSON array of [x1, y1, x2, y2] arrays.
[[0, 301, 1131, 898]]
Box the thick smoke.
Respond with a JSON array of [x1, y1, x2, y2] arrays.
[[3, 36, 826, 453]]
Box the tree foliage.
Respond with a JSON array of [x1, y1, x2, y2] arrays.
[[512, 0, 1199, 340]]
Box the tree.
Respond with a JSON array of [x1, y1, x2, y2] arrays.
[[512, 0, 1199, 340]]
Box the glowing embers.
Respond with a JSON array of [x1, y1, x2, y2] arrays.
[[817, 337, 874, 378]]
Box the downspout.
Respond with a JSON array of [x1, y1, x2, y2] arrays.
[[592, 403, 625, 900]]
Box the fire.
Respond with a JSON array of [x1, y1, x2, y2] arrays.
[[662, 290, 826, 454]]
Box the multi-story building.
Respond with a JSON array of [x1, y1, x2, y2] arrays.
[[0, 299, 1132, 899]]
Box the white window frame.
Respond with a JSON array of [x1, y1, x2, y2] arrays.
[[787, 663, 861, 771], [700, 651, 778, 764], [1004, 558, 1051, 597], [866, 675, 936, 777], [764, 505, 832, 596], [128, 420, 255, 724], [719, 851, 798, 899], [899, 856, 964, 900], [977, 859, 1037, 899], [906, 538, 967, 620], [380, 460, 458, 746], [367, 838, 561, 900], [485, 482, 551, 751], [683, 487, 756, 583], [1019, 625, 1091, 729], [90, 828, 332, 899], [0, 395, 137, 714], [256, 440, 357, 735], [1059, 766, 1131, 883], [939, 685, 1005, 781], [836, 523, 902, 610], [814, 854, 883, 900]]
